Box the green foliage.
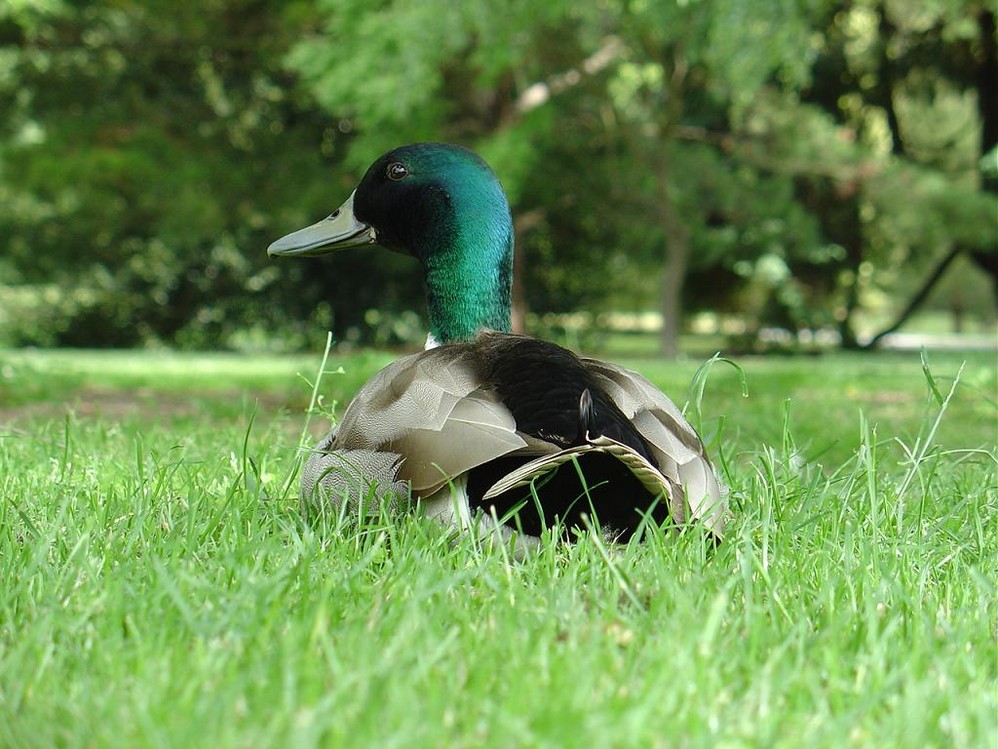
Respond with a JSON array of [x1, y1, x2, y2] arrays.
[[0, 0, 994, 349], [0, 0, 364, 347]]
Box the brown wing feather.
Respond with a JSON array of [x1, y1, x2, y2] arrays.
[[387, 390, 532, 494], [330, 347, 539, 496], [335, 350, 477, 447], [582, 358, 727, 535]]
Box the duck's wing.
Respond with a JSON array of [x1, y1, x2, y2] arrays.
[[299, 428, 408, 519], [301, 343, 726, 538], [581, 359, 727, 536], [321, 348, 537, 498]]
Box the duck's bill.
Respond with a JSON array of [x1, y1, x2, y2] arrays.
[[267, 192, 376, 257]]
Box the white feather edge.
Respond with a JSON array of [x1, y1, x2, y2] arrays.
[[481, 434, 674, 503]]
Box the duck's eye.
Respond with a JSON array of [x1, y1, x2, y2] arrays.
[[386, 162, 409, 181]]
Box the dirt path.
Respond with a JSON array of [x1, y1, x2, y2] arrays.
[[0, 386, 330, 441]]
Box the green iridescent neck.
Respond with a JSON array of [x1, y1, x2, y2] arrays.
[[423, 254, 512, 343], [415, 156, 514, 343]]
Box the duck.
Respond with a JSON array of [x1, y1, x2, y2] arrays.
[[268, 142, 726, 548]]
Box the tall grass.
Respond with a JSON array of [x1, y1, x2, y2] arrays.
[[0, 347, 994, 747]]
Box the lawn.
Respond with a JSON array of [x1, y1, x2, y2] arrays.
[[1, 345, 995, 748]]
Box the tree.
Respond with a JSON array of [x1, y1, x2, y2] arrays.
[[799, 0, 997, 347], [0, 0, 357, 346], [1, 0, 993, 351], [290, 0, 822, 355]]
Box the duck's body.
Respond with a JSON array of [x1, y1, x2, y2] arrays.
[[270, 143, 726, 544]]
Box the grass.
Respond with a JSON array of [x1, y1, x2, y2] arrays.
[[0, 344, 995, 748]]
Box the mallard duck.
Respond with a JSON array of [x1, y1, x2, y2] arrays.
[[269, 142, 726, 547]]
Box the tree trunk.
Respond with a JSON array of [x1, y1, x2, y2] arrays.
[[795, 175, 866, 349], [511, 209, 545, 335], [862, 6, 998, 340], [875, 3, 906, 157], [657, 177, 690, 359], [655, 46, 690, 358], [862, 245, 962, 349], [978, 9, 998, 194], [838, 282, 861, 349], [971, 8, 998, 308]]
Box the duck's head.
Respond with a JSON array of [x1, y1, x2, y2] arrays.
[[269, 142, 514, 344]]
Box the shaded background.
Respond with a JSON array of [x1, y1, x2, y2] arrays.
[[1, 0, 995, 355]]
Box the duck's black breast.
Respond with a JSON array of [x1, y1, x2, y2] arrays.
[[457, 333, 672, 540], [472, 333, 655, 461], [465, 451, 670, 541]]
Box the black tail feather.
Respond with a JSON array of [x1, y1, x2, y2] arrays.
[[467, 453, 671, 542]]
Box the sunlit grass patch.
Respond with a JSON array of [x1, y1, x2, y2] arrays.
[[0, 347, 994, 747]]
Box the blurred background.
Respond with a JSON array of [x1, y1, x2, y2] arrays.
[[0, 0, 995, 356]]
